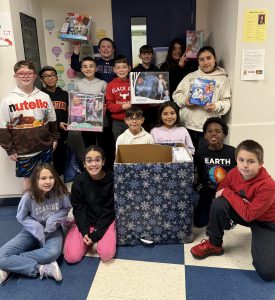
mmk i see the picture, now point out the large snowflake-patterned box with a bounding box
[114,144,194,245]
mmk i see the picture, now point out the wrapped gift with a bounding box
[114,144,194,245]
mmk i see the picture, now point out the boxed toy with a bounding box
[186,30,204,59]
[114,144,194,245]
[130,72,170,104]
[60,13,92,42]
[189,78,216,106]
[67,92,104,132]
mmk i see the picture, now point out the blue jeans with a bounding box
[0,228,63,277]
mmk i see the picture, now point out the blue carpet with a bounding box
[116,244,184,264]
[0,256,100,300]
[185,265,275,300]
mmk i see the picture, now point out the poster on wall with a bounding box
[0,12,14,46]
[153,47,168,68]
[243,9,268,42]
[241,49,265,81]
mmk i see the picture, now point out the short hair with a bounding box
[235,140,264,163]
[29,163,68,204]
[114,55,129,65]
[81,56,96,67]
[98,37,116,50]
[14,60,36,73]
[39,66,57,77]
[139,45,154,54]
[158,101,181,127]
[125,106,143,118]
[203,117,228,136]
[85,145,105,161]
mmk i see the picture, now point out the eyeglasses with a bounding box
[85,158,102,164]
[126,117,143,121]
[16,72,35,78]
[42,74,57,79]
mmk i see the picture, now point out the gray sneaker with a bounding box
[39,261,62,281]
[0,269,9,284]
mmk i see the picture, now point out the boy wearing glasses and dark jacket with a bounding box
[0,60,59,190]
[39,66,69,175]
[115,106,154,151]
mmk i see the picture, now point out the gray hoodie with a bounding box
[16,192,71,245]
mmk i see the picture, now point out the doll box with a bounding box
[114,144,194,246]
[60,13,92,42]
[130,72,170,104]
[67,92,104,132]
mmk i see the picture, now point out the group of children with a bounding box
[0,37,275,284]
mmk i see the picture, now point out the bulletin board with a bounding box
[19,12,41,87]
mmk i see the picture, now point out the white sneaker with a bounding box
[39,261,62,281]
[0,269,9,284]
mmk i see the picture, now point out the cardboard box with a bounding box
[114,144,194,245]
[60,13,92,42]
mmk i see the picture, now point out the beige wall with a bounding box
[41,0,113,89]
[0,0,22,196]
[196,0,275,177]
[0,0,274,197]
[0,0,47,195]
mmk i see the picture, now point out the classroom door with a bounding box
[111,0,196,65]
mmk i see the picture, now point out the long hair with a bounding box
[161,38,185,70]
[157,101,181,127]
[29,163,68,204]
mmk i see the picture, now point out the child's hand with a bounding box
[179,52,188,68]
[72,41,81,55]
[215,189,224,198]
[60,122,68,131]
[83,234,92,245]
[122,103,132,110]
[9,153,18,161]
[205,103,216,112]
[53,141,58,151]
[185,97,195,107]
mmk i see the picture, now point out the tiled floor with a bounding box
[0,207,275,300]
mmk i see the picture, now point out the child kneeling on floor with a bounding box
[0,164,71,284]
[190,140,275,281]
[64,145,116,263]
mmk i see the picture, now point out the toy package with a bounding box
[130,72,170,104]
[189,78,216,106]
[186,30,204,59]
[60,13,92,42]
[67,92,104,132]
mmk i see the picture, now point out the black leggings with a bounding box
[206,197,275,281]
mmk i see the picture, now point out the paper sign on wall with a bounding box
[241,49,265,81]
[0,12,14,47]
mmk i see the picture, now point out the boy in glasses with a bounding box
[39,66,69,176]
[0,60,59,190]
[116,106,154,150]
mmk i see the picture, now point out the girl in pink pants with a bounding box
[64,145,116,263]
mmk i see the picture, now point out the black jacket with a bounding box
[71,170,115,242]
[132,64,159,72]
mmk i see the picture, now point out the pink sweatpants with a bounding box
[64,221,116,263]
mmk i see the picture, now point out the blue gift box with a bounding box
[114,144,194,245]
